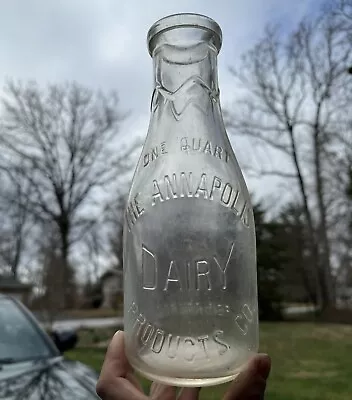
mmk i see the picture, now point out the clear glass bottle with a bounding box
[123,13,258,387]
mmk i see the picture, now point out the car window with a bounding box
[0,298,52,362]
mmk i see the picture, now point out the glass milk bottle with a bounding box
[123,13,258,387]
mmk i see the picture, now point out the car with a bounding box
[0,294,100,399]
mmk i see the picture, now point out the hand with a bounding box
[96,331,271,400]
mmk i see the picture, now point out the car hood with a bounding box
[0,356,99,399]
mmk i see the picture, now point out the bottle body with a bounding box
[123,14,258,386]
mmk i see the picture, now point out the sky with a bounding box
[0,0,325,198]
[0,0,330,280]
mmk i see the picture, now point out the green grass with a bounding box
[67,323,352,400]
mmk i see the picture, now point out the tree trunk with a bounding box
[11,235,22,278]
[313,128,334,310]
[287,125,323,309]
[58,216,75,309]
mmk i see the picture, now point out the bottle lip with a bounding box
[147,13,222,56]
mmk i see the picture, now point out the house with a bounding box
[100,269,123,309]
[336,286,352,308]
[0,274,32,305]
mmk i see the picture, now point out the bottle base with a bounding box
[132,362,241,387]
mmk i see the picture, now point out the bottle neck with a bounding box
[150,43,220,120]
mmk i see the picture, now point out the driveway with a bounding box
[51,317,123,331]
[48,305,315,331]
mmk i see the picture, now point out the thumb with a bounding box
[223,354,271,400]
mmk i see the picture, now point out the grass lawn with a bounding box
[67,322,352,400]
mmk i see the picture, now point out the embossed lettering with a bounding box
[128,302,138,315]
[214,145,222,159]
[141,245,233,292]
[216,303,231,315]
[133,314,146,336]
[240,202,249,227]
[235,304,255,335]
[192,138,201,151]
[164,261,182,291]
[125,193,145,230]
[210,176,222,200]
[242,303,254,322]
[196,260,211,290]
[180,172,193,198]
[184,337,196,362]
[148,172,250,228]
[164,174,178,200]
[125,200,139,231]
[144,142,168,167]
[195,173,208,199]
[142,245,157,290]
[221,183,233,205]
[127,203,137,222]
[161,141,167,154]
[152,146,158,161]
[213,330,230,355]
[180,137,190,151]
[152,180,164,206]
[141,324,154,346]
[151,329,166,353]
[235,314,248,335]
[134,194,145,215]
[203,140,212,154]
[167,334,181,359]
[198,335,210,359]
[179,137,230,163]
[128,304,233,360]
[213,242,235,290]
[230,189,240,211]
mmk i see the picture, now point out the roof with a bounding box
[0,274,32,289]
[100,269,123,282]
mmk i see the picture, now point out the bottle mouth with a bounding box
[147,13,222,56]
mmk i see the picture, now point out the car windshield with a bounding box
[0,298,52,363]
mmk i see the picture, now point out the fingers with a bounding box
[126,371,144,392]
[223,354,271,400]
[178,387,201,400]
[150,382,176,400]
[96,331,270,400]
[101,331,132,377]
[149,384,200,400]
[96,331,147,400]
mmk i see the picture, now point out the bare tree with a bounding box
[105,193,127,270]
[39,233,73,326]
[277,203,318,305]
[78,189,128,289]
[226,3,352,311]
[0,80,138,307]
[0,167,33,277]
[329,0,352,33]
